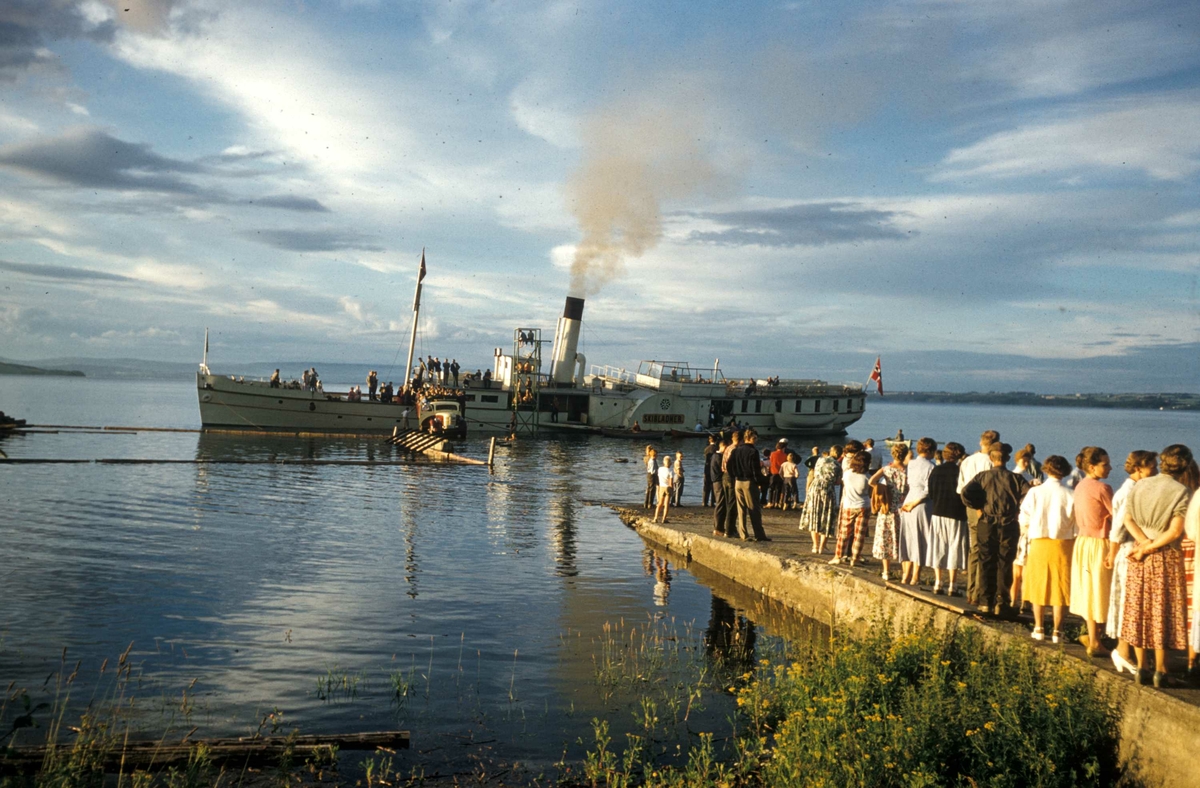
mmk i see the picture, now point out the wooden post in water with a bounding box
[487,436,496,469]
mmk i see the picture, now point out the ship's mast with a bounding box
[403,249,426,388]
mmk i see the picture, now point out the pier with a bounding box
[607,502,1200,788]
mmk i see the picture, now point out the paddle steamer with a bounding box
[197,258,865,437]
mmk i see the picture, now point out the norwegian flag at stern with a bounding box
[867,357,883,396]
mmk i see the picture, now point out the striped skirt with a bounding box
[799,486,838,536]
[1106,542,1133,640]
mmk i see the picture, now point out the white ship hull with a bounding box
[198,372,864,438]
[197,373,416,434]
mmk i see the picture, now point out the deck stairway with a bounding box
[388,427,451,454]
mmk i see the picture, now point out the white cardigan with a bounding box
[1019,477,1076,540]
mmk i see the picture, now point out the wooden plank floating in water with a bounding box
[0,730,409,774]
[2,458,455,465]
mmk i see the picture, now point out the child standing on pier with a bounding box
[654,456,674,524]
[644,447,658,509]
[831,451,872,566]
[671,451,685,507]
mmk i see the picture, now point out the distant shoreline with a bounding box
[0,361,84,377]
[879,391,1200,411]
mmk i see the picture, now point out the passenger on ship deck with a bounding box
[270,369,281,388]
[482,369,492,389]
[450,359,460,388]
[367,370,378,401]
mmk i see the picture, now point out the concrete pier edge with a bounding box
[612,506,1199,788]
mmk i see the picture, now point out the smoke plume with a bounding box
[565,82,728,296]
[102,0,180,34]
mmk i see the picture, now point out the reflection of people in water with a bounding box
[704,594,757,669]
[652,553,672,606]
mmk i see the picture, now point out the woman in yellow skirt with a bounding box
[1020,456,1076,643]
[1071,447,1115,657]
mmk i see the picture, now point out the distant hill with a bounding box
[0,361,84,377]
[884,391,1200,411]
[1,357,418,383]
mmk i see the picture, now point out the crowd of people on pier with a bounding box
[642,428,1200,687]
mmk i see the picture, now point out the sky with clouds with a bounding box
[0,0,1198,391]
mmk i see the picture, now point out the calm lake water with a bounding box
[1,375,1198,777]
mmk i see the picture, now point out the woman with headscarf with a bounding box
[800,446,841,555]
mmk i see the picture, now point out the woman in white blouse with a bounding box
[1019,455,1076,643]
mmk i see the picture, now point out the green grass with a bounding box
[580,620,1130,788]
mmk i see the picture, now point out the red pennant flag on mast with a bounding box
[868,356,883,395]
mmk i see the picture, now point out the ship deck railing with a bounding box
[724,381,866,397]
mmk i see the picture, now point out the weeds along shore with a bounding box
[576,617,1129,788]
[2,615,1128,787]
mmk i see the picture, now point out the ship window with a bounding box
[481,395,499,403]
[814,400,821,413]
[755,400,762,413]
[464,394,476,402]
[741,400,747,413]
[794,400,802,413]
[833,399,840,412]
[774,399,782,413]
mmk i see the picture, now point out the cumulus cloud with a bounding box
[0,128,336,213]
[0,1,115,82]
[0,126,202,192]
[683,203,912,247]
[936,96,1200,182]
